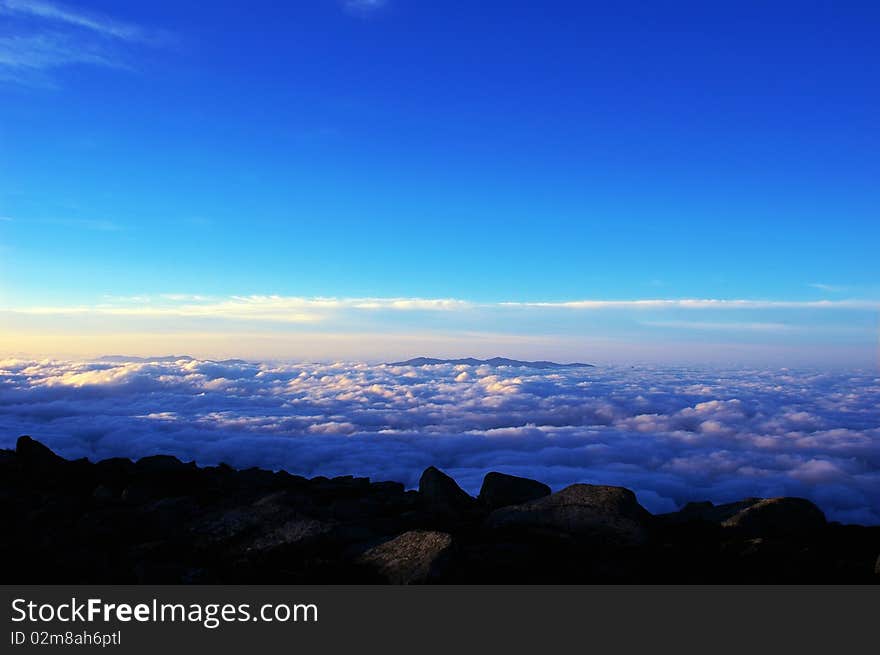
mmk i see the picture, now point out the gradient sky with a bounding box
[0,1,878,365]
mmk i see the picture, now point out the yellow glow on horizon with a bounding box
[1,330,873,367]
[0,330,562,362]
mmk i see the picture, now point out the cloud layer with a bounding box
[6,294,877,322]
[1,357,878,524]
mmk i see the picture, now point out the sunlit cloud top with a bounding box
[2,357,878,523]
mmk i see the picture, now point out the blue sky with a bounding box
[0,0,878,364]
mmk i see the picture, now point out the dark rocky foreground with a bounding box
[2,437,878,584]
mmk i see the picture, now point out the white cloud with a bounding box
[809,283,849,293]
[503,298,879,310]
[0,33,122,71]
[642,321,797,332]
[4,294,877,323]
[3,295,475,323]
[1,0,145,41]
[1,357,878,524]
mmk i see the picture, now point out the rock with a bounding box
[357,530,453,584]
[418,466,473,509]
[75,507,144,545]
[16,436,65,469]
[332,475,370,487]
[4,434,877,584]
[193,494,302,546]
[121,483,165,505]
[486,484,652,545]
[246,518,335,553]
[328,497,386,521]
[0,449,21,473]
[478,472,551,510]
[371,481,406,495]
[92,485,118,501]
[721,498,826,537]
[95,457,136,477]
[236,467,280,491]
[135,455,195,474]
[658,498,762,524]
[193,507,263,543]
[144,496,201,530]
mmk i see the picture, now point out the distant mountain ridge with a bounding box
[94,355,593,369]
[98,355,195,363]
[97,355,249,365]
[388,357,594,369]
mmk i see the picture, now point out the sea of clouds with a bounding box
[1,357,878,524]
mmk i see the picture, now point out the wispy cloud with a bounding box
[0,0,167,85]
[4,216,123,231]
[4,295,469,323]
[809,283,850,293]
[643,320,797,333]
[503,298,879,310]
[342,0,388,15]
[1,0,146,41]
[42,217,122,232]
[0,33,122,71]
[4,294,878,325]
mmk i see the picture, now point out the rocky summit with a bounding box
[1,436,878,584]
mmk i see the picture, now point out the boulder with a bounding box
[16,436,65,469]
[721,498,826,537]
[659,498,762,524]
[193,507,264,543]
[121,482,166,505]
[246,517,335,554]
[0,449,21,473]
[235,467,280,491]
[94,457,136,478]
[192,493,314,549]
[418,467,473,509]
[92,485,118,502]
[371,481,406,495]
[144,496,201,530]
[135,455,195,474]
[486,483,652,545]
[357,530,453,584]
[478,472,551,510]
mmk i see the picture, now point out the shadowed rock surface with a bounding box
[721,497,827,537]
[479,472,552,510]
[1,437,878,584]
[486,484,652,545]
[357,531,453,584]
[418,466,474,511]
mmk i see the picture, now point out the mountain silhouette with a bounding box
[388,357,594,369]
